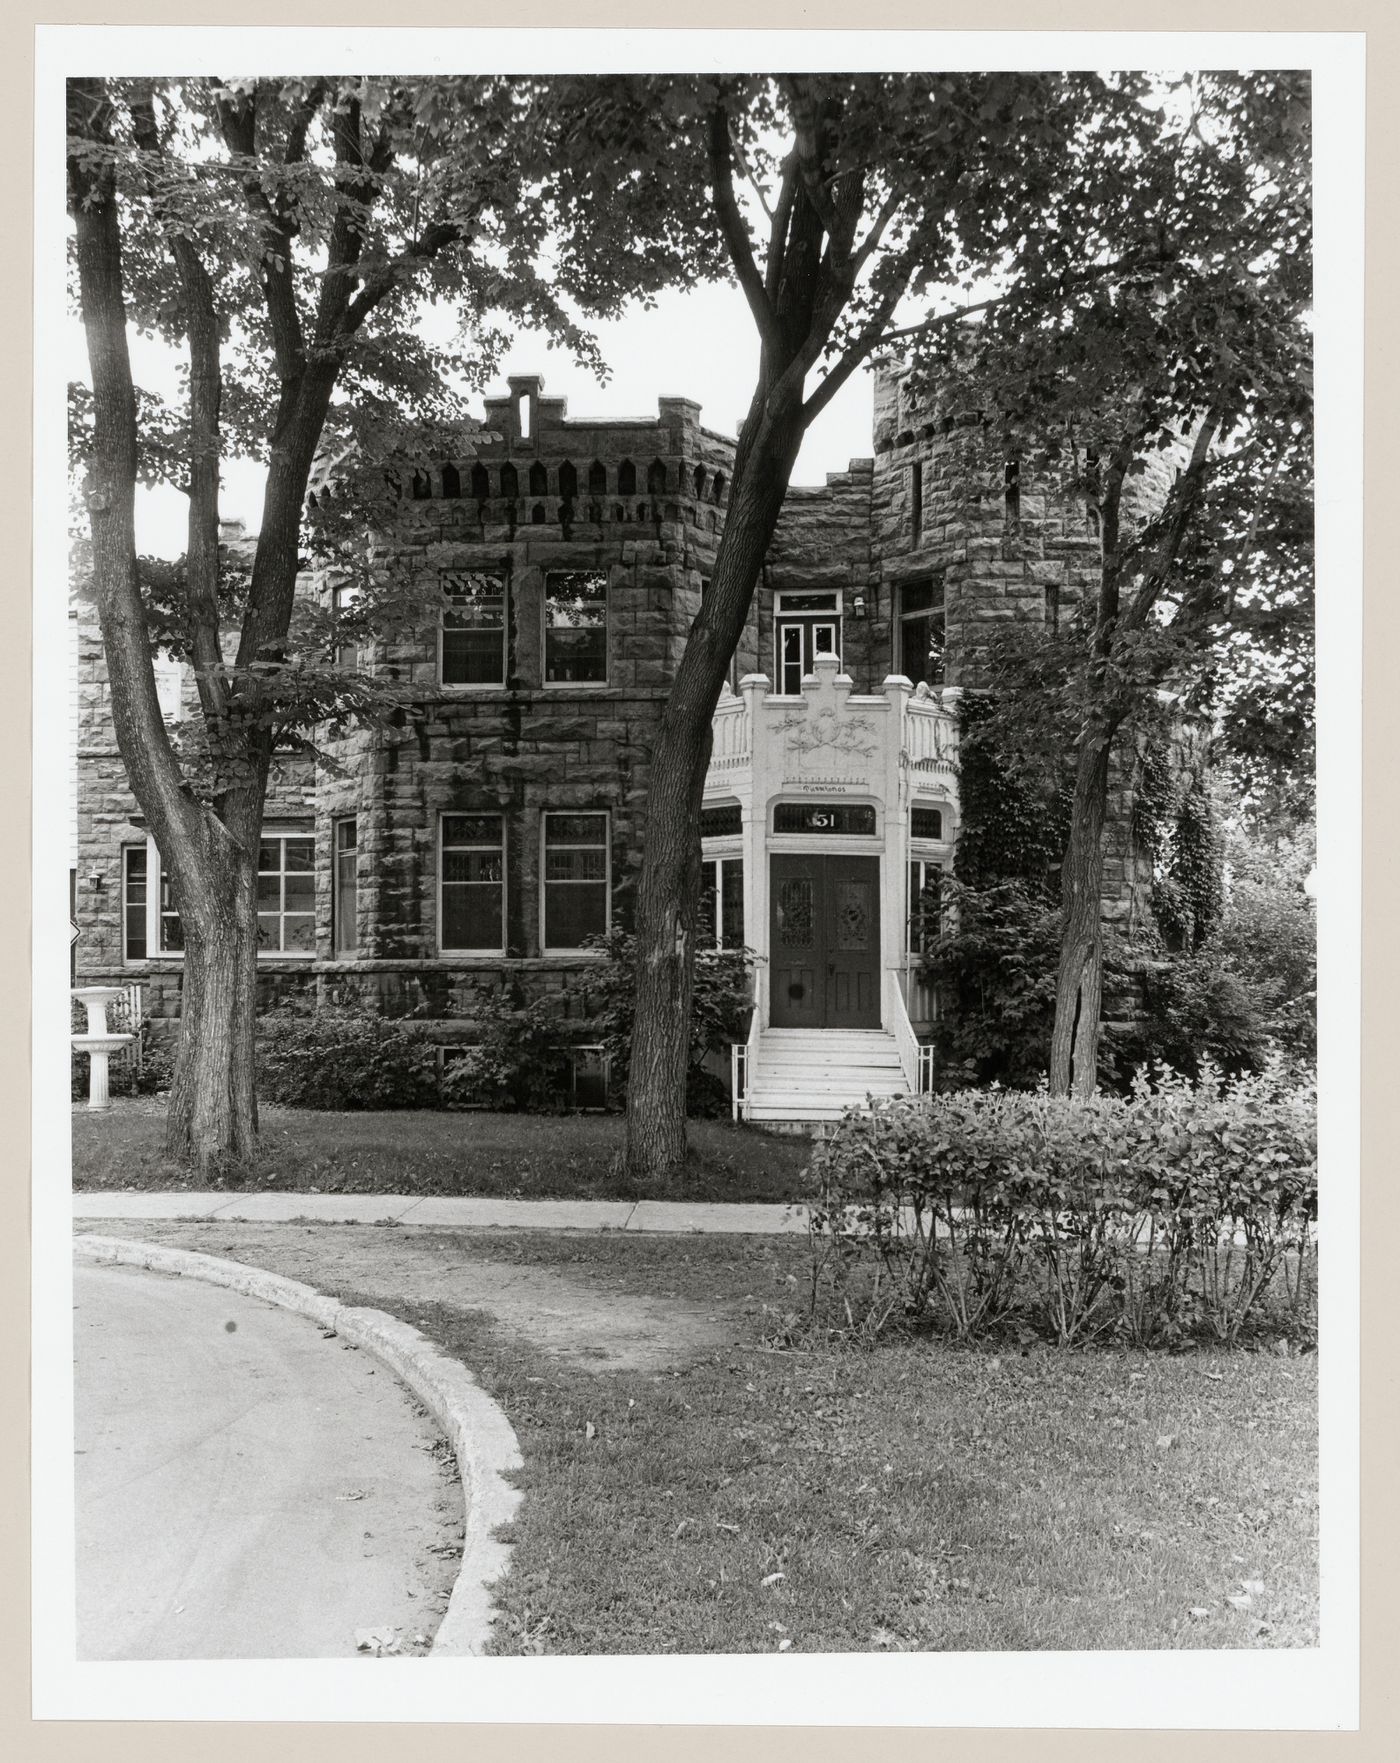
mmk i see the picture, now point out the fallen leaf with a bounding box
[1241,1579,1266,1596]
[337,1490,369,1502]
[1155,1435,1175,1450]
[777,1638,793,1652]
[1188,1607,1211,1618]
[761,1571,786,1587]
[584,1421,596,1441]
[1226,1593,1253,1611]
[716,1520,740,1534]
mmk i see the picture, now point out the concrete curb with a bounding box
[73,1232,523,1658]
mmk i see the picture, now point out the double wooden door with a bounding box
[769,853,881,1029]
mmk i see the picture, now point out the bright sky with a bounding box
[109,279,878,560]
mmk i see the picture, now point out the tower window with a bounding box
[333,817,358,955]
[897,578,946,689]
[544,571,608,684]
[910,461,923,542]
[441,570,507,686]
[1003,458,1020,528]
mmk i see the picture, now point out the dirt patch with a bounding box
[80,1220,738,1373]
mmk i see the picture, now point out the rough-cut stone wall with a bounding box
[72,366,1198,1044]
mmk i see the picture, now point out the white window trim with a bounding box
[907,850,955,955]
[542,571,610,690]
[540,810,611,955]
[439,569,509,690]
[128,827,317,961]
[256,828,319,958]
[438,812,508,955]
[699,850,745,952]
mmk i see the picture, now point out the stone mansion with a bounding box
[71,364,1153,1124]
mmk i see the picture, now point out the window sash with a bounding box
[542,813,609,949]
[333,817,358,955]
[122,846,147,961]
[440,815,505,952]
[257,835,316,953]
[700,856,745,951]
[543,572,608,684]
[442,572,506,685]
[907,859,945,955]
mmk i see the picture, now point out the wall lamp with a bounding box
[851,593,867,620]
[87,870,105,893]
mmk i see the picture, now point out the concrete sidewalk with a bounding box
[72,1191,811,1234]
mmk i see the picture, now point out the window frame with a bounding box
[124,829,316,963]
[438,812,507,955]
[332,816,359,956]
[896,577,947,689]
[540,810,611,954]
[773,590,843,695]
[331,580,365,673]
[440,567,509,689]
[256,830,318,957]
[542,569,609,688]
[699,853,745,951]
[907,852,951,957]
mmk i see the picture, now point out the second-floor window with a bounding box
[897,578,946,689]
[544,571,608,684]
[442,570,507,686]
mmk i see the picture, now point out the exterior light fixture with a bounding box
[852,594,867,620]
[87,870,104,892]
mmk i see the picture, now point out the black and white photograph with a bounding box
[30,21,1363,1735]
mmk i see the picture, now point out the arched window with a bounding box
[618,459,636,496]
[693,464,708,498]
[712,472,726,503]
[531,502,547,525]
[441,462,461,500]
[647,459,667,497]
[558,461,578,501]
[411,470,432,501]
[588,459,607,496]
[500,462,518,500]
[1003,458,1020,528]
[470,463,490,500]
[529,460,548,497]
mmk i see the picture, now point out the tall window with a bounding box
[441,570,506,686]
[123,843,183,958]
[897,578,946,688]
[542,812,609,949]
[331,581,363,671]
[699,857,745,950]
[907,859,945,956]
[774,590,841,694]
[257,833,315,953]
[333,817,358,955]
[440,814,505,952]
[910,460,923,542]
[544,571,608,684]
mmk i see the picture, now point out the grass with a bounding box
[140,1220,1316,1655]
[69,1100,813,1203]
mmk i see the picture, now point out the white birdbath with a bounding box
[72,987,134,1111]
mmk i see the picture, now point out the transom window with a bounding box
[897,578,946,689]
[544,571,608,684]
[700,801,743,839]
[910,805,944,841]
[331,580,364,671]
[440,814,505,952]
[773,802,877,837]
[257,833,316,953]
[542,812,609,949]
[441,570,507,686]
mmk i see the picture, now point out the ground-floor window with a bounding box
[440,813,506,952]
[122,841,183,960]
[907,857,946,955]
[333,817,358,954]
[700,855,745,949]
[542,811,609,949]
[257,832,316,953]
[898,577,946,688]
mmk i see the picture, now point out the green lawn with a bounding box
[288,1230,1319,1654]
[70,1101,812,1203]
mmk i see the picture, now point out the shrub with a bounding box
[255,1006,439,1110]
[438,996,573,1112]
[805,1059,1316,1349]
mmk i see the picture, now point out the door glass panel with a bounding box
[812,622,838,658]
[780,625,803,694]
[834,878,872,951]
[777,878,814,947]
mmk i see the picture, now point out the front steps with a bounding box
[742,1028,911,1127]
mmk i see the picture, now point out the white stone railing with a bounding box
[899,684,959,787]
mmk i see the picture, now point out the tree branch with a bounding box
[707,101,782,359]
[215,85,305,380]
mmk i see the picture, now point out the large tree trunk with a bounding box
[1049,720,1114,1098]
[623,391,807,1179]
